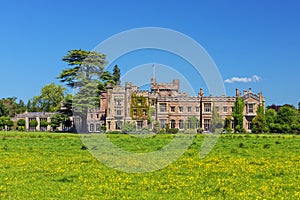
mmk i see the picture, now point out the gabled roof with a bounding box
[242,93,260,101]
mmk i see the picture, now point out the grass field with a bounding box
[1,132,300,199]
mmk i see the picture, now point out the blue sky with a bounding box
[0,0,299,106]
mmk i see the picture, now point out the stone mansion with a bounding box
[87,78,264,132]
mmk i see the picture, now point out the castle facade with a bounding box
[88,78,264,132]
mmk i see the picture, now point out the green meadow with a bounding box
[1,132,300,199]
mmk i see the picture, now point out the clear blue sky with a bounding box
[0,0,299,106]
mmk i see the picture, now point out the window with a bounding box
[116,99,122,106]
[187,106,192,112]
[170,106,175,112]
[137,99,142,106]
[178,106,183,113]
[137,121,143,129]
[116,121,122,130]
[108,121,111,130]
[96,124,101,132]
[170,120,176,129]
[187,120,192,129]
[151,110,155,116]
[116,110,122,116]
[204,103,211,113]
[143,109,147,116]
[204,119,211,131]
[196,107,199,112]
[196,120,200,129]
[247,120,252,130]
[151,100,155,106]
[223,106,228,113]
[159,103,167,112]
[91,114,93,119]
[248,104,254,113]
[160,119,167,129]
[96,114,99,119]
[133,109,137,116]
[90,124,94,132]
[215,107,219,112]
[179,120,184,129]
[231,107,234,112]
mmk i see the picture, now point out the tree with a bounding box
[0,117,11,130]
[17,119,26,126]
[50,114,68,131]
[224,116,232,133]
[27,98,40,112]
[58,49,107,132]
[29,120,38,131]
[61,94,73,116]
[0,101,8,117]
[28,83,66,112]
[0,97,17,117]
[252,105,269,133]
[16,99,27,114]
[112,65,121,84]
[265,108,277,124]
[40,120,49,131]
[17,119,26,131]
[72,81,100,132]
[232,97,245,133]
[276,105,298,125]
[211,105,224,133]
[187,116,198,129]
[0,97,26,117]
[97,71,115,93]
[63,119,73,131]
[6,119,14,130]
[152,120,160,133]
[58,49,106,88]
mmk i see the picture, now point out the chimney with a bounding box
[236,88,239,97]
[243,90,247,95]
[199,88,204,97]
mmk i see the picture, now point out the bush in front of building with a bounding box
[121,122,136,134]
[167,128,179,134]
[101,125,107,132]
[17,119,26,131]
[29,119,38,131]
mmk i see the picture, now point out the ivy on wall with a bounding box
[130,93,150,120]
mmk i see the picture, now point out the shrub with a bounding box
[40,120,48,127]
[101,125,107,132]
[121,122,136,134]
[152,121,161,133]
[159,128,166,134]
[197,128,203,134]
[17,119,26,127]
[17,126,25,131]
[167,128,179,134]
[29,120,38,130]
[269,123,282,133]
[291,124,300,134]
[140,126,150,134]
[282,124,291,133]
[6,120,14,130]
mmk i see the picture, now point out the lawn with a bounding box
[0,132,300,199]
